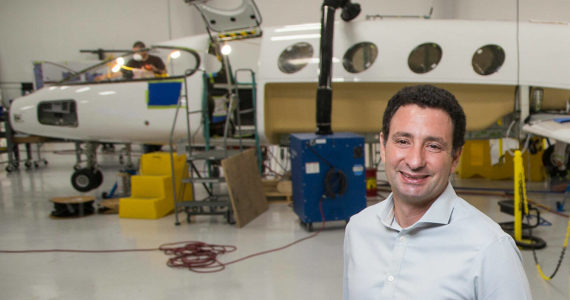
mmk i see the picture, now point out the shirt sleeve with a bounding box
[474,235,532,300]
[155,57,165,71]
[150,56,166,72]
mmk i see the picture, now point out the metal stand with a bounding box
[170,69,260,226]
[171,0,263,226]
[1,111,49,172]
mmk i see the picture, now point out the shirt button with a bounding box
[388,275,395,282]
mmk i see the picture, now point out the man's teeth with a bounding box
[403,173,427,179]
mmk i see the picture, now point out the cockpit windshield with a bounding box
[58,46,200,84]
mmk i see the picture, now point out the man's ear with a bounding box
[450,146,463,173]
[379,132,386,164]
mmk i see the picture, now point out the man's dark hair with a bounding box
[382,85,466,156]
[132,41,146,48]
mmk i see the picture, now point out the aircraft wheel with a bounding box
[71,168,103,192]
[6,162,19,172]
[5,163,16,172]
[92,169,103,189]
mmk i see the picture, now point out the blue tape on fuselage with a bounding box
[147,81,182,108]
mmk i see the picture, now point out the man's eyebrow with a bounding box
[391,132,449,147]
[391,132,412,139]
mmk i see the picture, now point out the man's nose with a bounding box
[405,144,426,170]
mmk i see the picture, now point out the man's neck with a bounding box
[393,197,437,229]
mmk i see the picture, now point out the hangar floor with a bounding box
[0,144,568,300]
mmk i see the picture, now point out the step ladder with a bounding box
[170,69,261,225]
[168,0,263,226]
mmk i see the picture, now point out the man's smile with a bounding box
[399,171,430,183]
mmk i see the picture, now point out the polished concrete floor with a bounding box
[0,144,568,300]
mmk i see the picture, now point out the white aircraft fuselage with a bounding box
[9,19,570,145]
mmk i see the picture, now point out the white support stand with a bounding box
[519,85,530,139]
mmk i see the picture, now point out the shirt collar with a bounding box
[377,182,457,231]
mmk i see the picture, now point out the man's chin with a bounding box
[394,188,436,205]
[399,195,431,205]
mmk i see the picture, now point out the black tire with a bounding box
[71,169,94,192]
[6,162,19,172]
[92,169,103,189]
[71,168,103,192]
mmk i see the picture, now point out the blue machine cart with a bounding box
[290,133,367,231]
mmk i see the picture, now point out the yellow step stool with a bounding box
[119,152,192,219]
[119,175,172,219]
[140,152,185,176]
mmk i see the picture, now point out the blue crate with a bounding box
[290,133,366,227]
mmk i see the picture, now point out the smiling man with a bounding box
[343,85,531,300]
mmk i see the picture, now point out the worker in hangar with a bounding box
[343,85,531,299]
[122,40,166,79]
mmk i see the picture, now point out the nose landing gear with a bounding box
[71,168,103,192]
[70,142,134,193]
[70,142,102,192]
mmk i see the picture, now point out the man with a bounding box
[343,85,531,299]
[123,41,166,79]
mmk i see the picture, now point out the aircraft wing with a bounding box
[522,114,570,144]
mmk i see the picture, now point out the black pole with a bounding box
[315,0,360,136]
[316,4,336,135]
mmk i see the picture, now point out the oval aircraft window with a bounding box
[343,42,378,73]
[472,44,505,76]
[278,42,314,74]
[408,43,442,74]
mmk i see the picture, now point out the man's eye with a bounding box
[395,139,409,145]
[427,144,443,151]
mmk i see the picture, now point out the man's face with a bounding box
[380,104,461,207]
[133,46,148,60]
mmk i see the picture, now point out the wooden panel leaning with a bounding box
[221,148,268,228]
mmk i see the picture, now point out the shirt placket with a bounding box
[382,230,408,299]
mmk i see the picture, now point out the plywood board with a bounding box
[221,149,268,228]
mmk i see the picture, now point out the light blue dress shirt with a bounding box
[343,183,532,300]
